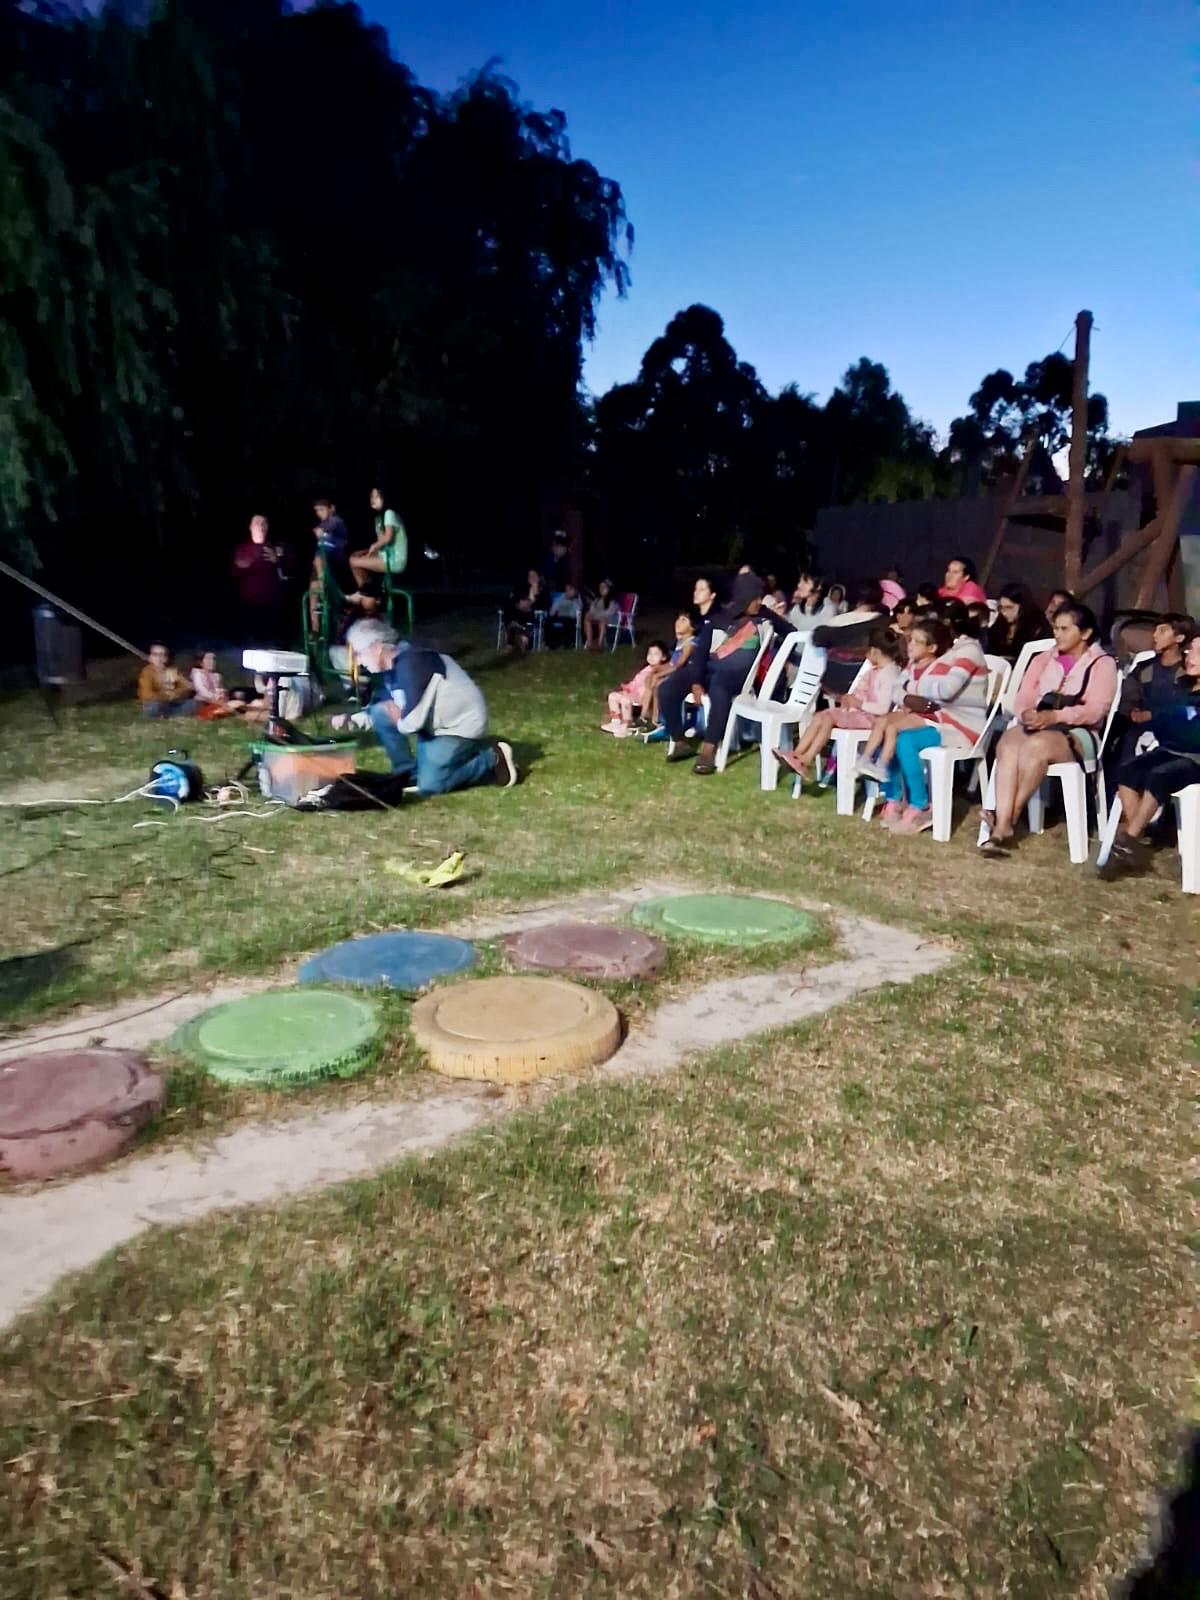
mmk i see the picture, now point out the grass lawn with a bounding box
[0,616,1195,1598]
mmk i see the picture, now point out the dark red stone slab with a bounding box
[501,922,665,981]
[0,1049,165,1179]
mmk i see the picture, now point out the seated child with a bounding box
[137,643,196,718]
[545,584,582,649]
[583,579,620,651]
[855,619,952,781]
[601,641,670,736]
[190,650,244,720]
[775,626,902,780]
[643,611,697,730]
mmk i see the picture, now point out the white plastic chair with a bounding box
[716,631,824,789]
[917,655,1011,842]
[607,593,638,650]
[1096,781,1199,893]
[805,661,872,814]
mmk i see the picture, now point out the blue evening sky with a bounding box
[361,0,1196,440]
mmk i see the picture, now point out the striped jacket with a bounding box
[914,636,991,750]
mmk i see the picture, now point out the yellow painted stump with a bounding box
[410,976,621,1084]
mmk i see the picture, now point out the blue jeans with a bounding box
[881,726,941,810]
[368,703,496,794]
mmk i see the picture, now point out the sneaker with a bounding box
[855,756,890,783]
[878,800,904,828]
[493,740,519,787]
[1097,836,1139,880]
[891,805,933,835]
[599,719,622,735]
[643,724,668,744]
[665,743,692,763]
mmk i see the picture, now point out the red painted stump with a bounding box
[501,921,665,981]
[0,1049,164,1179]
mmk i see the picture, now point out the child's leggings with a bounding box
[881,726,941,810]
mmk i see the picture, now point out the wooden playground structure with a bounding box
[981,310,1197,611]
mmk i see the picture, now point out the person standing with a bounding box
[345,618,518,794]
[232,514,289,644]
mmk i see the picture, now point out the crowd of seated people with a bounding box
[592,554,1199,879]
[502,532,636,657]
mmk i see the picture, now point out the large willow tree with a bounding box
[0,0,630,617]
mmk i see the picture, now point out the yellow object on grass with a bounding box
[384,850,466,888]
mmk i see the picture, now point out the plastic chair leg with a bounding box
[835,751,858,816]
[861,779,880,822]
[1095,795,1124,868]
[759,722,782,791]
[714,715,738,773]
[923,749,954,843]
[1026,783,1046,835]
[1058,766,1090,864]
[978,766,996,845]
[1176,786,1200,893]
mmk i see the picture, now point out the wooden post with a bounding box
[1063,309,1092,592]
[1134,463,1196,609]
[979,434,1035,587]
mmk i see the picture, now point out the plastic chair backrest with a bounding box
[1095,665,1127,763]
[1001,636,1055,714]
[755,628,805,701]
[983,654,1011,707]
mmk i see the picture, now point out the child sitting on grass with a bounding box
[775,626,903,782]
[190,650,245,720]
[601,641,670,736]
[137,642,196,719]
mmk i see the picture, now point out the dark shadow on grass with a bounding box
[1117,1429,1200,1599]
[0,941,86,1011]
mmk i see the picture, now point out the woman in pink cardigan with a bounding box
[979,601,1117,857]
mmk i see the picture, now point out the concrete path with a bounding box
[0,890,951,1329]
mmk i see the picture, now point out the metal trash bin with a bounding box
[33,605,84,685]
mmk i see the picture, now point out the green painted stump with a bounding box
[172,989,382,1088]
[633,893,818,948]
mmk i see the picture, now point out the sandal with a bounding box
[977,836,1012,859]
[773,747,809,778]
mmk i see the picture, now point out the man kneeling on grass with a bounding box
[342,619,518,794]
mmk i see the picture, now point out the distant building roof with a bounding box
[1133,401,1200,440]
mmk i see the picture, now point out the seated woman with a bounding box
[1100,631,1200,877]
[859,618,990,833]
[583,579,619,650]
[986,581,1051,663]
[348,486,407,603]
[979,601,1118,858]
[938,554,988,607]
[775,626,902,785]
[663,573,796,775]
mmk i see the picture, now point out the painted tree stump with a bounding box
[501,922,665,981]
[633,893,819,947]
[298,930,476,991]
[410,975,621,1084]
[0,1048,164,1179]
[172,989,381,1088]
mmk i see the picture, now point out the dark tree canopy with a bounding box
[0,0,631,631]
[945,352,1111,490]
